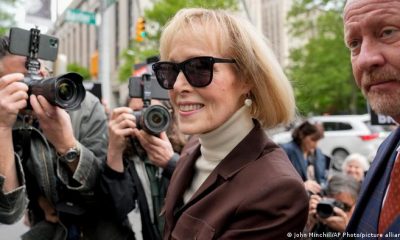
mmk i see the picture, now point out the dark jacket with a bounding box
[163,121,309,240]
[0,92,122,240]
[100,149,179,240]
[281,141,328,185]
[344,127,400,239]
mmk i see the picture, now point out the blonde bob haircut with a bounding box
[159,8,296,129]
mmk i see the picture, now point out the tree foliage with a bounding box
[287,0,366,115]
[0,0,18,36]
[118,0,238,82]
[67,63,91,80]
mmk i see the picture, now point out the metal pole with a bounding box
[99,0,111,107]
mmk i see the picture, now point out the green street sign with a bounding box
[66,9,96,25]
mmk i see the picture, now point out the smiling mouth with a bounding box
[179,104,204,112]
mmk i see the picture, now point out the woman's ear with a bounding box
[241,80,253,94]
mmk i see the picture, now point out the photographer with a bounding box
[306,174,361,239]
[99,94,186,240]
[0,35,112,240]
[281,120,328,195]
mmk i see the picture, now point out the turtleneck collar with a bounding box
[199,105,254,162]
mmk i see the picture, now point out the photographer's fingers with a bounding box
[159,131,170,141]
[0,76,29,128]
[110,107,133,120]
[309,195,321,212]
[333,207,348,218]
[0,80,28,110]
[12,99,29,111]
[114,113,136,126]
[3,81,29,96]
[136,130,174,168]
[304,180,321,194]
[117,119,136,133]
[114,128,135,138]
[9,89,29,102]
[324,210,347,232]
[29,95,45,117]
[37,95,58,117]
[2,90,28,112]
[0,73,25,89]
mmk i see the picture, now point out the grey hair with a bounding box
[342,153,369,172]
[326,173,361,201]
[0,36,10,60]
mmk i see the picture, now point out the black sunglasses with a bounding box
[152,56,236,90]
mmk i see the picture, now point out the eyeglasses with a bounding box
[152,56,236,90]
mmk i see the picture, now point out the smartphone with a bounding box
[128,75,169,100]
[9,27,59,61]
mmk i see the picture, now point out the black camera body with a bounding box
[128,74,170,135]
[316,198,346,219]
[8,27,85,110]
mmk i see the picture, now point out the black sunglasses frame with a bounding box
[152,56,236,90]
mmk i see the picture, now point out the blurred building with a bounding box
[49,0,151,106]
[48,0,296,107]
[242,0,296,67]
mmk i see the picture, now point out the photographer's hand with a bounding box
[134,130,174,169]
[304,180,321,194]
[0,73,28,192]
[321,207,348,232]
[0,73,28,128]
[107,107,136,172]
[306,194,321,231]
[30,95,77,166]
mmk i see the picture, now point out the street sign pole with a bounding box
[99,0,112,107]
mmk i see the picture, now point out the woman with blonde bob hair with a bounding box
[153,8,308,239]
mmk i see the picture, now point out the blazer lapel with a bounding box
[183,122,269,209]
[168,141,201,216]
[347,127,400,233]
[361,127,400,201]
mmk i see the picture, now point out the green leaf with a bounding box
[67,63,91,80]
[287,0,365,115]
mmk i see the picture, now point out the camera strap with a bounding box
[19,114,34,163]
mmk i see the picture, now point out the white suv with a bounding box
[271,114,390,171]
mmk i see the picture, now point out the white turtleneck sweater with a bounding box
[183,106,255,203]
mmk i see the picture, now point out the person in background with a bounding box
[341,153,369,183]
[281,121,328,195]
[306,174,361,239]
[99,96,187,240]
[0,36,119,240]
[152,8,308,239]
[343,0,400,237]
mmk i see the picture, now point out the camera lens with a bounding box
[316,198,337,219]
[57,79,76,101]
[149,110,164,126]
[142,105,171,135]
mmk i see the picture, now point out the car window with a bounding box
[322,121,352,131]
[364,120,389,133]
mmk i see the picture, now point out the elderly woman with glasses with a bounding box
[152,8,308,239]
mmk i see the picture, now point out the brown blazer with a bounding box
[163,121,309,240]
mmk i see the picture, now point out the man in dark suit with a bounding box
[343,0,400,238]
